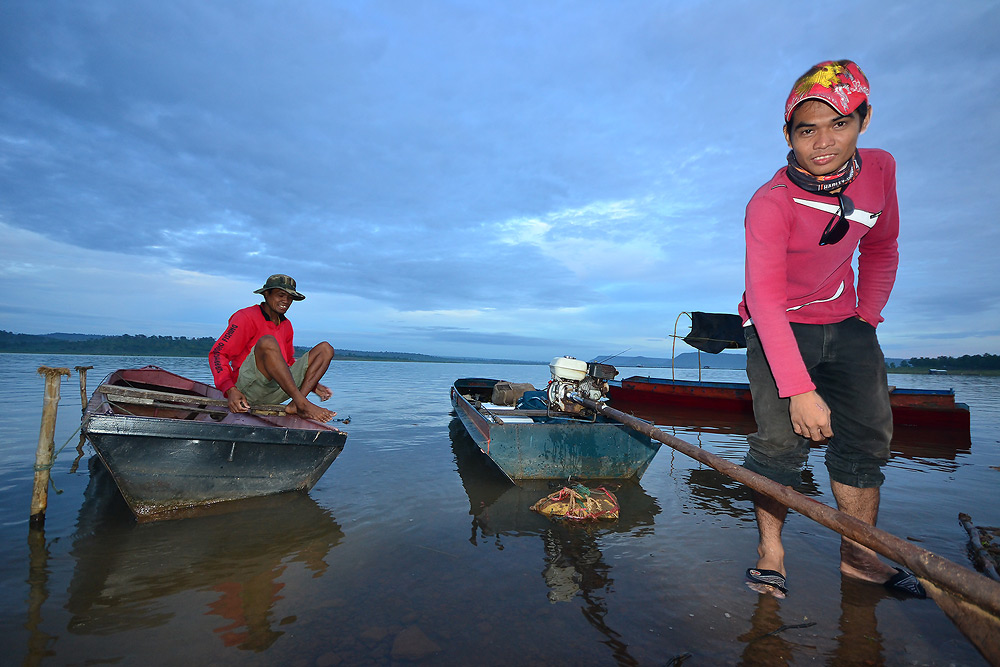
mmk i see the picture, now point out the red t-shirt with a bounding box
[738,148,900,397]
[209,304,296,395]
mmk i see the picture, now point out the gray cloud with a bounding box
[1,0,998,359]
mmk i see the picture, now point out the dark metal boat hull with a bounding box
[85,415,344,518]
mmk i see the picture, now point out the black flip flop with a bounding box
[884,567,927,599]
[746,568,787,594]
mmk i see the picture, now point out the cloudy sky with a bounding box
[2,1,998,361]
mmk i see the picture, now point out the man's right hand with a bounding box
[226,387,250,413]
[789,390,833,441]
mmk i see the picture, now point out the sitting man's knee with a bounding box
[313,341,334,360]
[256,335,279,350]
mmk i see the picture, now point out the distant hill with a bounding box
[0,331,543,365]
[592,352,747,370]
[332,348,542,365]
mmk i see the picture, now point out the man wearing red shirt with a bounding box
[210,274,335,423]
[738,61,923,599]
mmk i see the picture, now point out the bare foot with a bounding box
[285,401,336,422]
[840,560,897,584]
[746,580,786,599]
[746,564,787,599]
[840,540,897,584]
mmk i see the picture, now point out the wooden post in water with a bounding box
[29,367,70,527]
[75,365,93,411]
[70,366,95,473]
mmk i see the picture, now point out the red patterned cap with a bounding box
[785,60,870,122]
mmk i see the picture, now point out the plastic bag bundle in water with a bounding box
[530,484,619,521]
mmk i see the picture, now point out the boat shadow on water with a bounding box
[617,404,972,467]
[448,417,662,664]
[65,457,345,653]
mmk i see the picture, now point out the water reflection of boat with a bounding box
[66,457,344,652]
[615,404,972,461]
[448,418,661,540]
[449,417,660,663]
[684,468,823,520]
[82,366,347,520]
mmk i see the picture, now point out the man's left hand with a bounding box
[314,383,332,401]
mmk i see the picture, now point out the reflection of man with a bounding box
[210,274,335,422]
[209,567,286,652]
[737,61,923,599]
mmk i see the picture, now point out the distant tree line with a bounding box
[0,330,541,364]
[887,353,1000,371]
[0,331,217,357]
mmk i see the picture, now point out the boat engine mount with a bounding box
[547,356,618,414]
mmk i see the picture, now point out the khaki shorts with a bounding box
[236,347,311,405]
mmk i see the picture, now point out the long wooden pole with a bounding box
[30,367,70,526]
[573,395,1000,662]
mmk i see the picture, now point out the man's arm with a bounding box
[856,153,900,324]
[209,310,255,396]
[744,196,817,398]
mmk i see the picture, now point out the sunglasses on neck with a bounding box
[819,192,854,246]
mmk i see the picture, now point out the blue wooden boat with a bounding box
[82,366,347,520]
[450,375,660,481]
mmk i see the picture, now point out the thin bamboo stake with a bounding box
[75,365,93,412]
[30,367,70,526]
[572,394,1000,663]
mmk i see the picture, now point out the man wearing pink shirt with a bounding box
[210,274,336,423]
[738,61,923,599]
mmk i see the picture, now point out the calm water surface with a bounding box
[0,353,997,665]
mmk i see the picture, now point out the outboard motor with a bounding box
[547,356,618,414]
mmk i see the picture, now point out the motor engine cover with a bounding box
[546,356,616,413]
[549,356,588,381]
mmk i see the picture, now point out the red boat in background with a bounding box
[608,375,971,430]
[608,311,971,436]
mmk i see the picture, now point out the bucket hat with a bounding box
[254,274,305,301]
[785,60,869,122]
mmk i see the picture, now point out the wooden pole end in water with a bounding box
[29,367,71,527]
[75,366,94,412]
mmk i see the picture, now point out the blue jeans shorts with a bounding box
[743,317,892,489]
[236,347,311,405]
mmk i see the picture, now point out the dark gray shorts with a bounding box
[743,317,892,489]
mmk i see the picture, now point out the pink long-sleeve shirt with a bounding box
[738,148,899,397]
